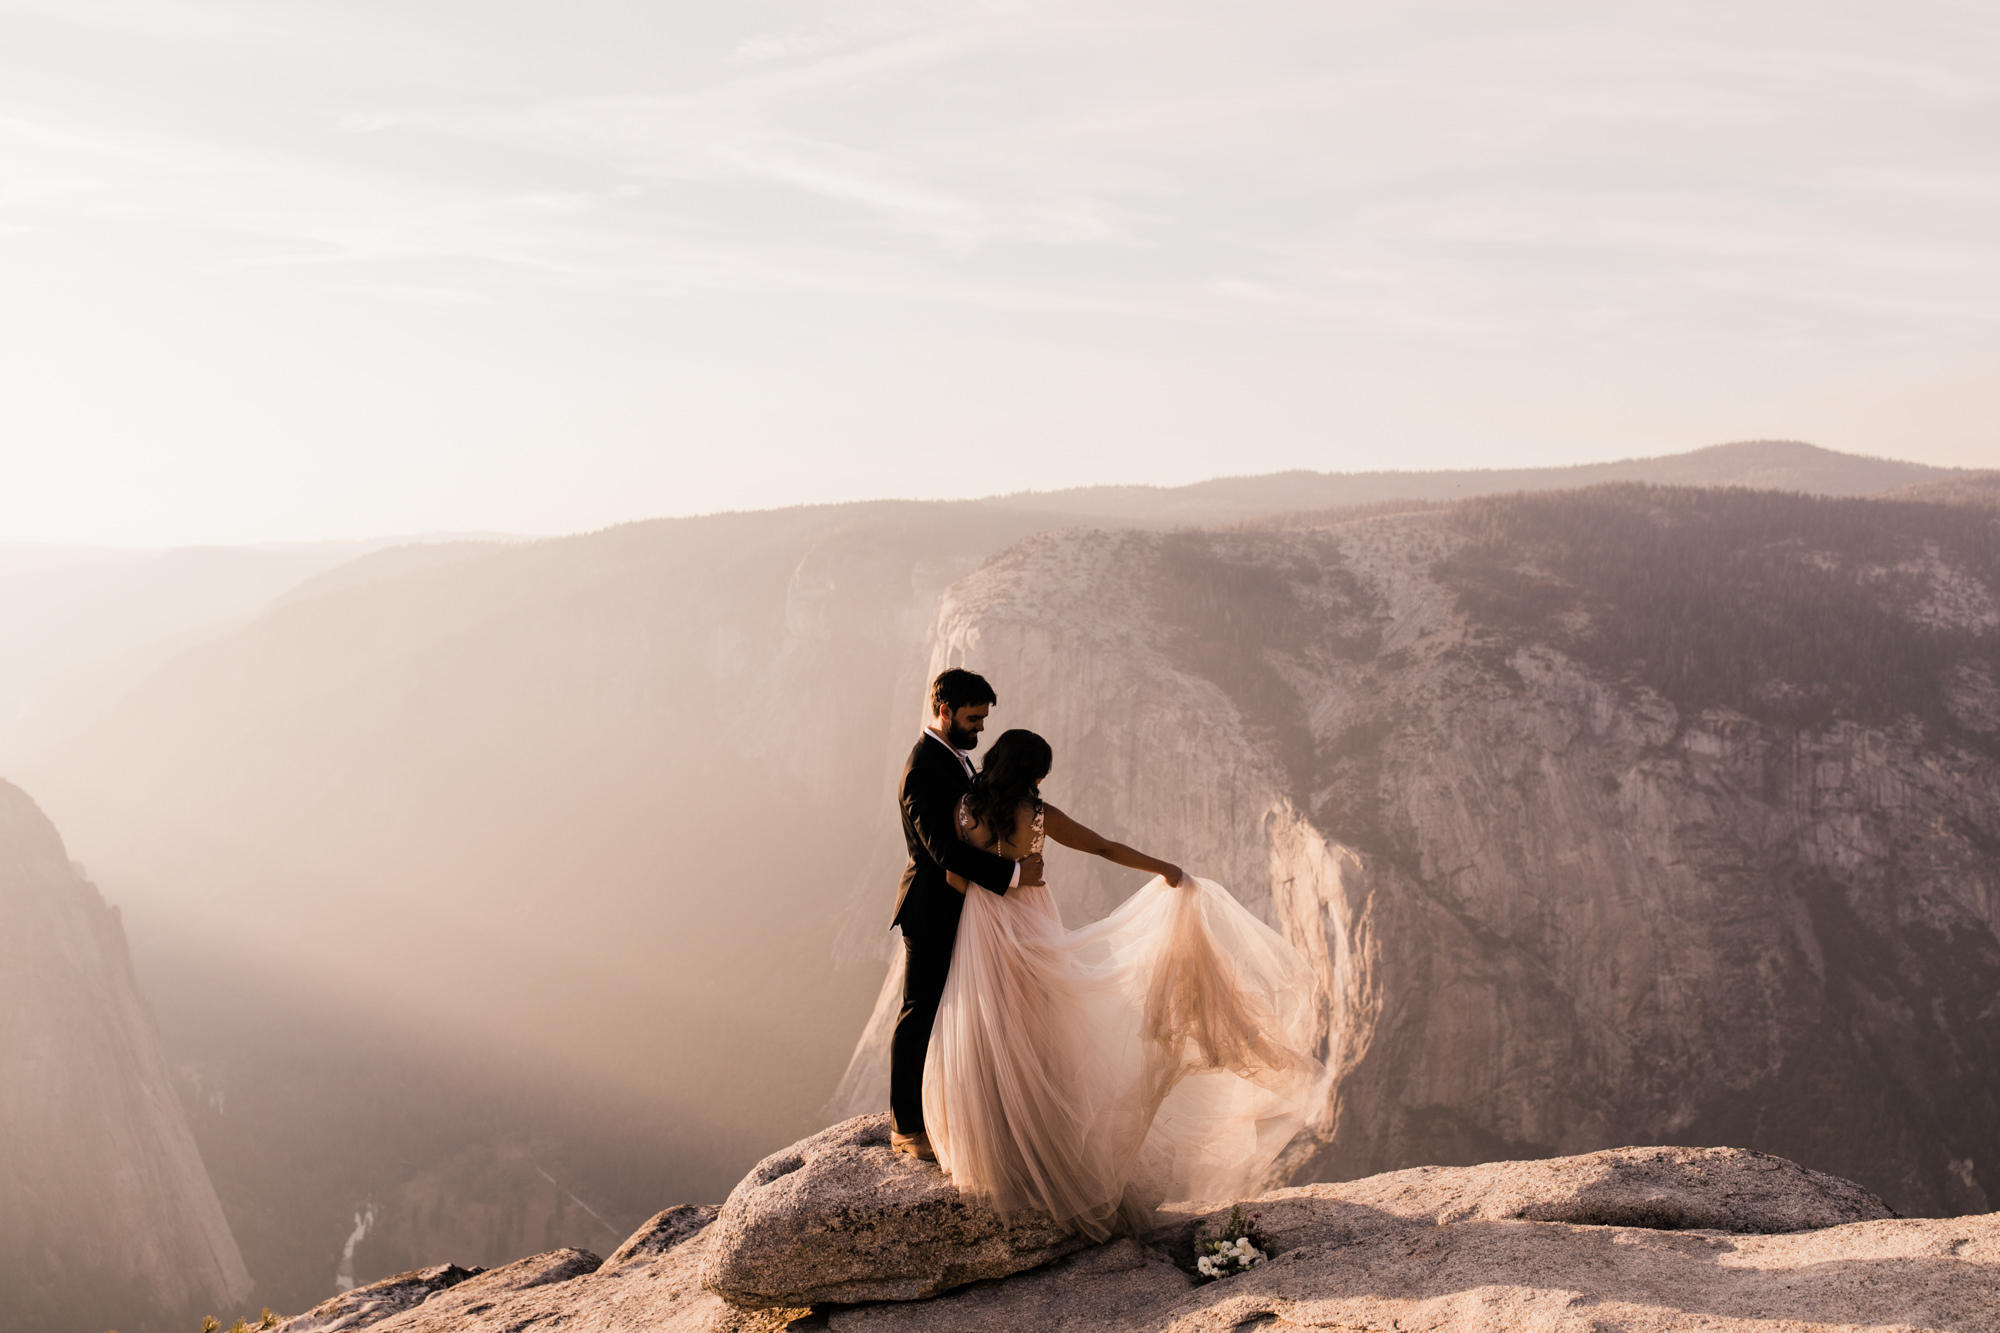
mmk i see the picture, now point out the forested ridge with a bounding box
[1439,485,2000,745]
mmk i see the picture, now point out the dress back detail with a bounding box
[955,793,1043,858]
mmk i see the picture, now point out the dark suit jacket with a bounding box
[892,734,1018,937]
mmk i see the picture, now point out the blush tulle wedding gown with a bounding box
[922,800,1327,1241]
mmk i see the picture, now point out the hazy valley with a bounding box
[4,442,1996,1329]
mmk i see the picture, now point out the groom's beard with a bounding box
[946,723,979,751]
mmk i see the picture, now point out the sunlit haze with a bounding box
[7,9,2000,1325]
[3,0,1995,544]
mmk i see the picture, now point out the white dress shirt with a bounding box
[925,728,1023,888]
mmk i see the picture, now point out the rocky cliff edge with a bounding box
[270,1115,1997,1333]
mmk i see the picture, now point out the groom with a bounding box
[888,667,1043,1161]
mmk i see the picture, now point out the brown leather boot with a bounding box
[890,1130,937,1162]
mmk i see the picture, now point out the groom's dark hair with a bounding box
[931,668,997,714]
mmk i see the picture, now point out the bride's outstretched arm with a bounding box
[1041,804,1185,887]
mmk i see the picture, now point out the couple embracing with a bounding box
[888,668,1325,1242]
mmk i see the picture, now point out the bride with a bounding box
[925,728,1326,1241]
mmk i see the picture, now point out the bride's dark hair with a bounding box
[967,729,1053,834]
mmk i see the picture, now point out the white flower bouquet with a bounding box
[1189,1205,1271,1282]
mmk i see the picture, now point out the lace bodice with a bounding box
[956,794,1044,858]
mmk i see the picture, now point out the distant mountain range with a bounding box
[980,439,1969,522]
[0,442,1967,766]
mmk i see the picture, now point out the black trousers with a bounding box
[889,925,956,1135]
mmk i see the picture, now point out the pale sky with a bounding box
[3,0,1996,545]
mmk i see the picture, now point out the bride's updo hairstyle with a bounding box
[967,728,1053,833]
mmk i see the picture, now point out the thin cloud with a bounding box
[3,0,1999,545]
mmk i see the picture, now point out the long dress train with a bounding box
[921,802,1326,1241]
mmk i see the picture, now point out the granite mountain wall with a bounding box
[835,486,2000,1217]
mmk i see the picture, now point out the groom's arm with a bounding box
[903,770,1018,896]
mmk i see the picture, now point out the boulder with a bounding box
[277,1250,598,1333]
[370,1249,601,1326]
[1156,1144,1897,1261]
[276,1264,485,1333]
[367,1223,802,1333]
[603,1205,721,1272]
[700,1114,1093,1309]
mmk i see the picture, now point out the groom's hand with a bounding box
[1018,853,1046,888]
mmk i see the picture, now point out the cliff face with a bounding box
[837,487,2000,1218]
[0,779,251,1333]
